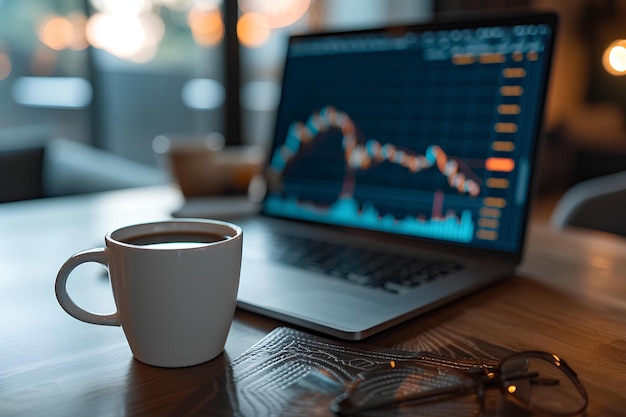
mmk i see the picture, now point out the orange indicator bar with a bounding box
[479,53,505,64]
[486,178,510,188]
[480,207,501,218]
[500,85,524,96]
[476,229,499,240]
[492,141,516,151]
[485,157,515,172]
[452,54,476,65]
[497,104,521,115]
[503,68,526,78]
[494,122,518,133]
[483,197,507,208]
[479,218,500,229]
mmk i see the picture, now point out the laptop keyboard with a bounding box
[247,233,464,294]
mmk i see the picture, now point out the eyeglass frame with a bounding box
[330,350,589,417]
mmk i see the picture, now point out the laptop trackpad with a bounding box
[263,290,392,332]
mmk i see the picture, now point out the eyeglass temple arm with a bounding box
[332,370,542,416]
[332,382,475,416]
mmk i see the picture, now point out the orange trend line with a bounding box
[269,106,482,196]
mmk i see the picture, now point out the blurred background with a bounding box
[1,0,625,207]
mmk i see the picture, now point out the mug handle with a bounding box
[55,248,120,326]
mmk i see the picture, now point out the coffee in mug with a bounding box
[123,231,229,248]
[55,219,243,367]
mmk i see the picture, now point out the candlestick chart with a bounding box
[266,106,486,242]
[262,21,553,250]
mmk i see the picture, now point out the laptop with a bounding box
[220,12,557,340]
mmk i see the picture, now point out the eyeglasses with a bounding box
[330,351,588,416]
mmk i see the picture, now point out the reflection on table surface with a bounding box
[1,185,625,416]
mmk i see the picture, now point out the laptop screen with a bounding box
[263,13,556,253]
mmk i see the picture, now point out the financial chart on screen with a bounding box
[264,20,553,252]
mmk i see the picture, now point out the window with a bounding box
[0,0,432,167]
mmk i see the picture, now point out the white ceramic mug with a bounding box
[55,219,243,367]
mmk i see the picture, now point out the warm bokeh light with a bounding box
[603,39,626,76]
[86,0,164,62]
[237,12,271,48]
[86,11,164,63]
[0,52,12,81]
[39,16,74,51]
[87,13,146,58]
[239,0,310,28]
[188,6,224,47]
[38,0,310,59]
[38,13,89,51]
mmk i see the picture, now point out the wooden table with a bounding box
[2,186,625,416]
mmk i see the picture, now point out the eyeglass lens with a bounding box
[499,354,587,416]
